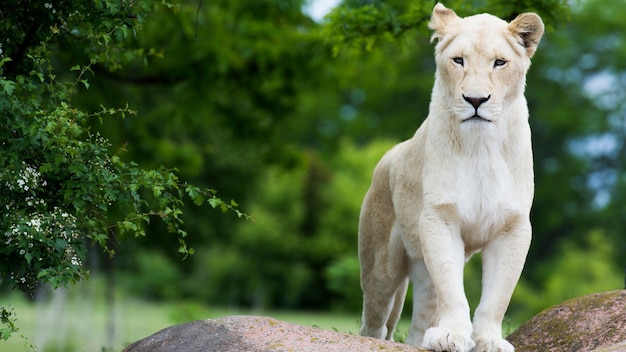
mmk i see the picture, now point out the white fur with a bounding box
[358,3,544,352]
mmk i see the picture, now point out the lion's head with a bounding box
[428,3,544,125]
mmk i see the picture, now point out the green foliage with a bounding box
[0,306,17,340]
[324,0,569,56]
[324,255,361,311]
[0,0,166,77]
[122,250,182,301]
[0,0,246,340]
[75,0,320,178]
[324,1,429,54]
[187,159,315,308]
[0,305,36,350]
[174,140,396,310]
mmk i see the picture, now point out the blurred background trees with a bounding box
[2,0,625,339]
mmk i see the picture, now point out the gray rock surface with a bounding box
[123,315,426,352]
[507,290,626,352]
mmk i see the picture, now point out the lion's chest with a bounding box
[424,144,523,242]
[463,147,510,201]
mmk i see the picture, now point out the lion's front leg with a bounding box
[471,217,531,352]
[417,210,475,352]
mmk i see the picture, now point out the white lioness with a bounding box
[359,3,543,352]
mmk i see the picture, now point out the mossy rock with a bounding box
[507,290,626,352]
[593,341,626,352]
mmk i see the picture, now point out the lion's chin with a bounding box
[462,115,493,123]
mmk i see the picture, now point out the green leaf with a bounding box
[208,197,223,209]
[1,80,15,95]
[0,57,12,68]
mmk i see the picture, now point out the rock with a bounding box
[124,291,626,352]
[507,290,626,352]
[123,315,426,352]
[593,341,626,352]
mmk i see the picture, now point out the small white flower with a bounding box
[71,256,81,266]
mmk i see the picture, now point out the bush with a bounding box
[0,0,245,340]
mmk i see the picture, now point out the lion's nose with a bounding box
[463,95,491,109]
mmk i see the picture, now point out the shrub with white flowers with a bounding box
[0,0,246,341]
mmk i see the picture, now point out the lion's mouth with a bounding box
[462,114,492,123]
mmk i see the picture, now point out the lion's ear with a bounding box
[509,13,544,57]
[429,2,461,43]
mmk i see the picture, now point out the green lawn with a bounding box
[2,282,408,352]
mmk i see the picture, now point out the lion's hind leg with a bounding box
[385,277,409,340]
[405,258,438,346]
[360,220,409,341]
[360,270,408,341]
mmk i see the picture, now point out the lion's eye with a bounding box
[452,57,464,66]
[494,59,507,67]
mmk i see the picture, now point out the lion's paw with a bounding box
[422,327,475,352]
[471,337,514,352]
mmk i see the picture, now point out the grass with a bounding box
[3,280,409,352]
